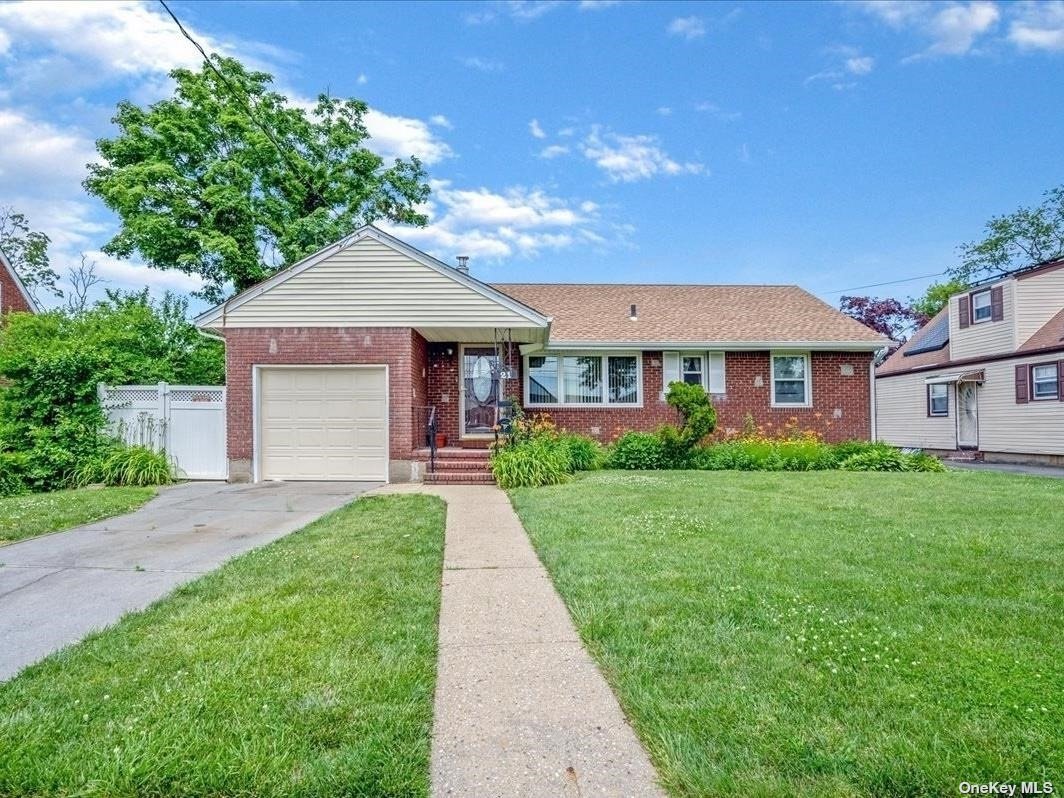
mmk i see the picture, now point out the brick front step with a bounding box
[412,447,491,460]
[429,460,491,471]
[424,471,496,485]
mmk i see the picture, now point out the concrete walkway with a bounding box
[379,484,663,798]
[0,480,377,681]
[947,460,1064,478]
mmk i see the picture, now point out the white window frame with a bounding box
[681,354,705,387]
[524,352,643,408]
[971,289,992,324]
[1031,363,1059,401]
[770,351,812,408]
[928,383,949,416]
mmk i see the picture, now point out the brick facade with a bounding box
[222,327,428,481]
[426,348,874,444]
[0,259,34,316]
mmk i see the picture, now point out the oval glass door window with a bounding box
[471,357,494,402]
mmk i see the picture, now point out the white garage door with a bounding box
[258,367,388,481]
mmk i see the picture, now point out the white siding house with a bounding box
[876,260,1064,465]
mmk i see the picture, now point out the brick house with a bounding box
[0,249,37,317]
[196,226,887,483]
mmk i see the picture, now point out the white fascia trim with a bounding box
[195,225,552,330]
[544,340,888,352]
[0,249,40,312]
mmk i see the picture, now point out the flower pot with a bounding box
[435,433,448,449]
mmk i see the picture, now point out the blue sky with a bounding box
[1,0,1062,313]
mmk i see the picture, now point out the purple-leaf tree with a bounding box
[839,295,925,343]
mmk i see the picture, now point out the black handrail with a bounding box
[426,405,438,474]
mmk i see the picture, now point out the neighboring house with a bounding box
[195,225,887,482]
[876,259,1064,465]
[0,249,37,317]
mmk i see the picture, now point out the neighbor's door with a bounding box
[957,382,979,449]
[461,346,499,436]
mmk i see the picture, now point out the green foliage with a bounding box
[694,439,836,472]
[0,293,221,492]
[84,56,431,302]
[558,433,603,472]
[909,278,969,322]
[840,448,946,472]
[91,445,174,487]
[953,185,1064,282]
[491,436,571,489]
[0,452,29,497]
[606,431,667,470]
[0,205,60,300]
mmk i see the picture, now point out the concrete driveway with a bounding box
[0,480,378,681]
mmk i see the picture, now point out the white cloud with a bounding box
[529,118,547,139]
[459,55,505,72]
[1008,1,1064,51]
[667,16,706,41]
[578,0,621,9]
[379,179,604,261]
[539,144,570,159]
[693,101,742,121]
[0,27,10,55]
[504,1,563,21]
[363,108,454,164]
[356,72,368,85]
[805,47,876,88]
[83,250,207,294]
[430,114,453,129]
[581,127,705,182]
[858,1,1001,58]
[846,55,876,74]
[656,106,673,116]
[0,107,97,189]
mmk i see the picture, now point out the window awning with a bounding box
[924,370,985,385]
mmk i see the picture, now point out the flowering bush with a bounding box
[491,408,601,487]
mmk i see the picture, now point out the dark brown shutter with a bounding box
[1015,364,1029,403]
[990,285,1004,321]
[926,385,932,417]
[1058,360,1064,402]
[958,295,970,329]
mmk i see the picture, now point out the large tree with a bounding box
[953,185,1064,282]
[839,295,923,342]
[0,206,61,300]
[85,57,431,303]
[908,278,969,321]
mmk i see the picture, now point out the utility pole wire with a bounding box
[157,0,320,200]
[827,270,947,294]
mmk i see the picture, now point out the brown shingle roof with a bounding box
[877,307,951,375]
[1018,307,1064,352]
[491,283,887,346]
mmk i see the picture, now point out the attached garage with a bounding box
[257,366,388,481]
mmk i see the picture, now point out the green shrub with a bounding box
[558,433,602,471]
[606,432,666,470]
[97,445,174,487]
[491,437,571,489]
[657,382,717,467]
[0,452,29,497]
[828,439,896,466]
[906,452,947,472]
[839,448,911,472]
[694,439,835,472]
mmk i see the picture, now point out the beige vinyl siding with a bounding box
[875,372,957,450]
[219,238,541,329]
[976,354,1064,456]
[1014,268,1064,345]
[949,279,1016,361]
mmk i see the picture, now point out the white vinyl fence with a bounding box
[99,383,227,480]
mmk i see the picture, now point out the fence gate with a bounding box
[99,383,227,480]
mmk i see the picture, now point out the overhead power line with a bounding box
[158,0,319,198]
[827,270,948,294]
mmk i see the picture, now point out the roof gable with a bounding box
[196,226,550,331]
[0,249,38,314]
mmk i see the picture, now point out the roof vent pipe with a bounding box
[456,255,469,274]
[629,303,638,320]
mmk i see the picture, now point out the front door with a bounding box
[957,381,979,449]
[461,346,499,436]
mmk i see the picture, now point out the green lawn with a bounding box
[0,494,446,798]
[0,486,157,545]
[511,470,1063,797]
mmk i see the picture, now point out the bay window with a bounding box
[771,353,811,407]
[525,353,641,406]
